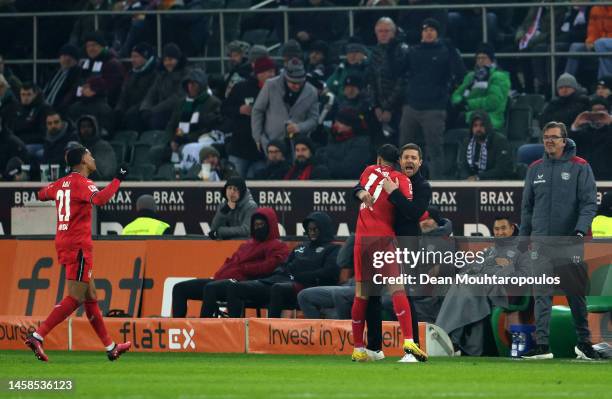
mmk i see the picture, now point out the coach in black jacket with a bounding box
[226,211,340,318]
[354,143,432,352]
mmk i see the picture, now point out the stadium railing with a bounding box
[1,1,612,97]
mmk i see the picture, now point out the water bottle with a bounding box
[518,333,526,354]
[511,332,519,357]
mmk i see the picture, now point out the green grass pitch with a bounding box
[1,351,611,399]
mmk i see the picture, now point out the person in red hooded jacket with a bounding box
[172,207,289,318]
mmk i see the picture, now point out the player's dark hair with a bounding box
[400,143,423,160]
[377,144,399,165]
[66,146,87,168]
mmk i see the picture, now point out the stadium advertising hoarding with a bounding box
[2,181,612,237]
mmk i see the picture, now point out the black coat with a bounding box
[539,92,589,128]
[12,95,52,144]
[403,40,466,111]
[253,160,291,180]
[260,212,340,288]
[42,121,78,167]
[570,124,612,180]
[42,65,81,115]
[116,62,158,112]
[222,77,262,161]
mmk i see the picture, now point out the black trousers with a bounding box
[171,278,213,317]
[226,280,272,318]
[201,279,234,317]
[226,280,298,318]
[365,294,420,351]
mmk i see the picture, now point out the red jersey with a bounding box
[355,164,413,237]
[38,172,120,252]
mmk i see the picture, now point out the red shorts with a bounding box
[58,248,93,283]
[353,236,400,283]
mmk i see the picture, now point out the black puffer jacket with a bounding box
[403,39,466,111]
[539,92,589,128]
[260,212,340,289]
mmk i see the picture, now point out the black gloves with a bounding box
[116,164,129,181]
[208,230,217,240]
[574,230,585,238]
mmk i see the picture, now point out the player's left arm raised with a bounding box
[37,182,56,202]
[90,165,128,206]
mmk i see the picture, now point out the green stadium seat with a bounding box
[112,130,139,146]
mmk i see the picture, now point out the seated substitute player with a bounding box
[24,145,131,362]
[351,144,428,363]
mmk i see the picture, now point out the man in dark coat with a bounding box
[457,110,515,180]
[539,73,589,128]
[42,110,78,168]
[226,211,340,318]
[115,42,158,131]
[76,114,116,180]
[43,44,82,115]
[222,56,276,178]
[253,140,291,180]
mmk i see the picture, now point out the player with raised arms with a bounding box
[351,144,428,363]
[25,145,131,362]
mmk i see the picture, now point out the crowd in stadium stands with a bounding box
[1,0,612,182]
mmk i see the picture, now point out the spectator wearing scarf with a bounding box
[457,110,514,180]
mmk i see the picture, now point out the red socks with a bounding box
[84,300,113,347]
[351,297,368,348]
[37,296,80,338]
[392,292,413,340]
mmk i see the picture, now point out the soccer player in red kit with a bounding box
[25,145,131,362]
[351,144,428,363]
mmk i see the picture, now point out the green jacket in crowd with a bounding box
[451,66,510,130]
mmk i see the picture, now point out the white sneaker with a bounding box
[397,353,418,363]
[365,349,385,361]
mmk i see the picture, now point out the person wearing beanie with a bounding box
[284,135,330,180]
[334,74,376,137]
[140,43,188,130]
[592,192,612,237]
[253,140,291,180]
[451,42,510,130]
[307,40,333,80]
[78,30,125,108]
[121,194,171,236]
[114,42,158,131]
[315,107,372,179]
[399,17,466,179]
[326,38,369,100]
[43,44,82,115]
[166,68,222,145]
[222,57,277,178]
[539,73,589,129]
[248,45,269,64]
[595,76,612,100]
[67,76,114,136]
[252,58,319,155]
[281,40,303,64]
[209,177,258,240]
[224,40,252,99]
[569,95,612,181]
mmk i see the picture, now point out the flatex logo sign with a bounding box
[153,190,185,212]
[479,190,515,213]
[258,190,292,212]
[169,328,196,350]
[431,191,457,213]
[102,190,133,211]
[313,190,347,212]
